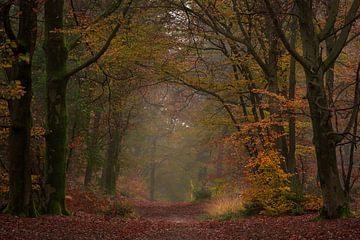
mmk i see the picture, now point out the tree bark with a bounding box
[101,112,122,195]
[3,0,38,217]
[43,0,69,215]
[84,111,101,188]
[42,0,125,214]
[288,12,301,193]
[297,1,349,218]
[264,0,359,218]
[306,70,348,218]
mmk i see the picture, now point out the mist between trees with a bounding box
[0,0,359,220]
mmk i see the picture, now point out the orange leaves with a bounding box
[31,127,45,137]
[0,80,26,100]
[0,39,16,69]
[0,170,9,193]
[303,194,322,212]
[68,136,85,150]
[251,88,306,112]
[242,150,294,215]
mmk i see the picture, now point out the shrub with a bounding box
[242,150,295,216]
[120,191,131,198]
[192,187,212,201]
[104,202,136,218]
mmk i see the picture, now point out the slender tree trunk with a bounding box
[43,0,69,215]
[66,109,78,174]
[264,15,289,164]
[288,13,301,193]
[102,127,121,195]
[149,138,157,201]
[149,161,156,201]
[4,0,38,216]
[84,111,101,188]
[267,74,289,163]
[216,125,228,177]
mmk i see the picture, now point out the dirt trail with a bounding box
[1,201,360,239]
[134,200,207,222]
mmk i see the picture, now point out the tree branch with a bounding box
[1,1,17,42]
[323,0,360,70]
[340,62,360,140]
[64,22,121,79]
[317,0,340,42]
[263,0,311,70]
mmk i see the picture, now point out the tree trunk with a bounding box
[102,128,121,195]
[43,0,69,215]
[149,138,157,201]
[294,1,349,218]
[4,0,37,217]
[306,70,348,218]
[288,13,301,193]
[216,125,228,177]
[84,111,101,188]
[149,161,156,201]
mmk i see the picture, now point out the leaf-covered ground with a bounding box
[1,198,360,240]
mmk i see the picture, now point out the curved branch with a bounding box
[64,22,121,79]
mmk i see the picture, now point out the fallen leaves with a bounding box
[1,201,360,240]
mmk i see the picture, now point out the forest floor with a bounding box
[1,194,360,240]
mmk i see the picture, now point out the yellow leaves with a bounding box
[0,171,9,193]
[0,39,16,68]
[18,53,30,64]
[303,194,322,212]
[241,150,295,215]
[0,172,42,193]
[31,127,46,137]
[31,175,41,191]
[0,80,26,100]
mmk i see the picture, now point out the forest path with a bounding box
[134,200,207,222]
[1,201,360,239]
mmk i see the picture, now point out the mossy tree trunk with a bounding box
[43,0,123,214]
[2,0,38,217]
[43,0,69,215]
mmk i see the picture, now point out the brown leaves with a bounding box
[1,202,360,240]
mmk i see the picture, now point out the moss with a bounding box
[319,204,351,219]
[3,200,38,217]
[47,200,62,215]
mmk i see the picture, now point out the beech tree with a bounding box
[264,0,360,218]
[43,0,133,214]
[1,0,38,216]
